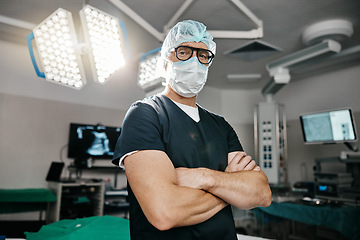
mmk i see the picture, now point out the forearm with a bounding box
[155,185,227,229]
[202,169,272,209]
[176,166,271,210]
[125,150,227,231]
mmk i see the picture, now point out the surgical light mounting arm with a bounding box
[108,0,263,41]
[262,39,341,96]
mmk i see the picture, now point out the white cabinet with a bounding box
[48,181,104,222]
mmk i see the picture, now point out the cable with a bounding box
[59,144,68,162]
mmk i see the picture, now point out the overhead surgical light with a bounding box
[27,5,127,89]
[302,19,353,46]
[27,8,86,89]
[80,5,125,84]
[137,47,165,93]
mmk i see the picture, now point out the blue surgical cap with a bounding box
[160,20,216,59]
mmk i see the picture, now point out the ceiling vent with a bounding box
[224,40,281,62]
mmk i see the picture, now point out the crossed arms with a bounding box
[124,150,272,231]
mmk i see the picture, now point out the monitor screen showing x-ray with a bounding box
[67,123,121,160]
[300,108,357,144]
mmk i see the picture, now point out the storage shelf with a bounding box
[47,181,105,223]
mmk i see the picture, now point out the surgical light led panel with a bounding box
[80,5,125,84]
[31,8,86,89]
[138,48,164,90]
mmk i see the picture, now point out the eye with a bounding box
[177,47,192,57]
[198,50,210,60]
[178,50,186,56]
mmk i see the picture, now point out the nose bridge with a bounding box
[191,47,198,59]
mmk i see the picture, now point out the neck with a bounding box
[162,85,197,107]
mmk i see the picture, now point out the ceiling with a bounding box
[0,0,359,110]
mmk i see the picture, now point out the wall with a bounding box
[276,65,360,120]
[0,93,127,189]
[197,86,222,115]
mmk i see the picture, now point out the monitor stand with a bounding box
[344,142,359,153]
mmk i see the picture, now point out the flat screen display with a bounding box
[300,108,357,144]
[67,123,121,160]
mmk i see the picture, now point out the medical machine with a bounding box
[255,102,287,185]
[300,108,360,204]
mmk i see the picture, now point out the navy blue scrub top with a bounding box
[112,94,243,240]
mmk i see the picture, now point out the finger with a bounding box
[226,152,245,172]
[228,152,246,167]
[237,155,252,169]
[253,166,261,171]
[244,159,256,171]
[243,156,261,171]
[228,156,252,172]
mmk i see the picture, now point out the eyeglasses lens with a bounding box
[176,47,192,61]
[176,46,213,64]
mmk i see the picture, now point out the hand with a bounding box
[225,152,260,173]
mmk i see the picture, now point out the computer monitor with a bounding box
[67,123,121,162]
[299,108,357,144]
[46,162,65,182]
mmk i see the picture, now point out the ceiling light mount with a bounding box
[109,0,264,40]
[262,39,341,95]
[302,19,353,46]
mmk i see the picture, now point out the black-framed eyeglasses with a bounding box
[174,46,215,64]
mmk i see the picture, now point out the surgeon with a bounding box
[112,20,272,240]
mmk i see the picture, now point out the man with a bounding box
[112,20,271,240]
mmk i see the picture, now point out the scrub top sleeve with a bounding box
[226,120,243,153]
[112,102,165,166]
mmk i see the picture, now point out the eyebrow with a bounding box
[178,44,209,50]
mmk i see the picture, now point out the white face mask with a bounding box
[166,57,208,98]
